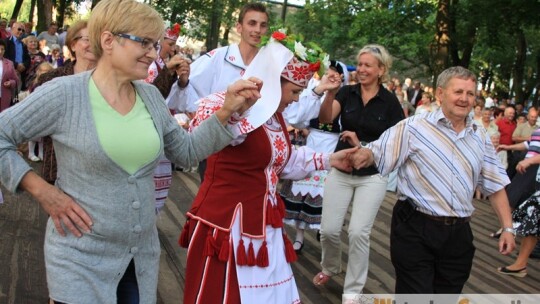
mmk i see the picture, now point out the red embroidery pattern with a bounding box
[238,273,295,289]
[190,92,228,130]
[262,117,290,211]
[291,65,310,82]
[313,153,325,170]
[229,55,236,61]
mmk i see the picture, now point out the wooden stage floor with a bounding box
[1,166,539,303]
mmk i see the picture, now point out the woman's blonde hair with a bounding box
[88,0,164,60]
[356,44,392,84]
[36,62,54,77]
[22,35,38,46]
[65,20,88,57]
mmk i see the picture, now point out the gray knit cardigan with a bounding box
[0,71,234,303]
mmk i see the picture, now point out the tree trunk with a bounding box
[56,0,68,28]
[281,0,288,22]
[206,0,222,51]
[430,0,451,88]
[459,23,477,68]
[28,0,36,24]
[36,0,54,34]
[512,29,526,103]
[533,53,540,108]
[11,0,25,21]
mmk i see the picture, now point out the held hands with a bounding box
[340,131,360,147]
[222,77,263,115]
[329,147,359,172]
[319,72,342,94]
[167,54,191,87]
[350,147,375,169]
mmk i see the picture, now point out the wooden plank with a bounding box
[2,167,540,303]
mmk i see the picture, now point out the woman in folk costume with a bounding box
[280,60,348,252]
[180,30,357,304]
[144,23,191,212]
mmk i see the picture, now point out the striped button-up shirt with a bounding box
[368,109,510,217]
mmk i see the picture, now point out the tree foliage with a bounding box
[3,0,539,103]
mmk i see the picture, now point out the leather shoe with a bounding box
[497,266,527,277]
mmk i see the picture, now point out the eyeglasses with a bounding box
[16,28,24,32]
[74,36,90,43]
[114,33,159,51]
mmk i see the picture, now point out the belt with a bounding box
[418,212,471,225]
[402,198,471,225]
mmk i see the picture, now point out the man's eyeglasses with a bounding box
[16,28,25,32]
[114,33,159,51]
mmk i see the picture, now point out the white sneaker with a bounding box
[29,155,40,162]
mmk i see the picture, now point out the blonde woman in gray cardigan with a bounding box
[0,0,261,303]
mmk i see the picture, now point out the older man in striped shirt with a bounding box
[351,66,515,294]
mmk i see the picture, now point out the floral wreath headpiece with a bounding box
[164,23,185,41]
[259,28,330,87]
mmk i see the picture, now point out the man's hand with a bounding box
[330,147,358,172]
[16,63,26,73]
[516,159,532,174]
[498,232,516,255]
[351,147,374,169]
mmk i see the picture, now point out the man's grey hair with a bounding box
[436,66,477,89]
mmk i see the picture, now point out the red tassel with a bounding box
[236,239,247,266]
[273,205,283,228]
[266,201,275,227]
[218,235,230,262]
[203,231,216,257]
[247,241,256,266]
[256,241,269,267]
[283,234,298,263]
[178,220,190,248]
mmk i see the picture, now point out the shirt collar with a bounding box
[435,108,477,132]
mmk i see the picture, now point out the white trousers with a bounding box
[320,169,388,295]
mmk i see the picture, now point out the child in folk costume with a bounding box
[180,30,356,303]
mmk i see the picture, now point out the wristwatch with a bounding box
[502,227,516,236]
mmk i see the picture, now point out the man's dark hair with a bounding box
[238,2,268,23]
